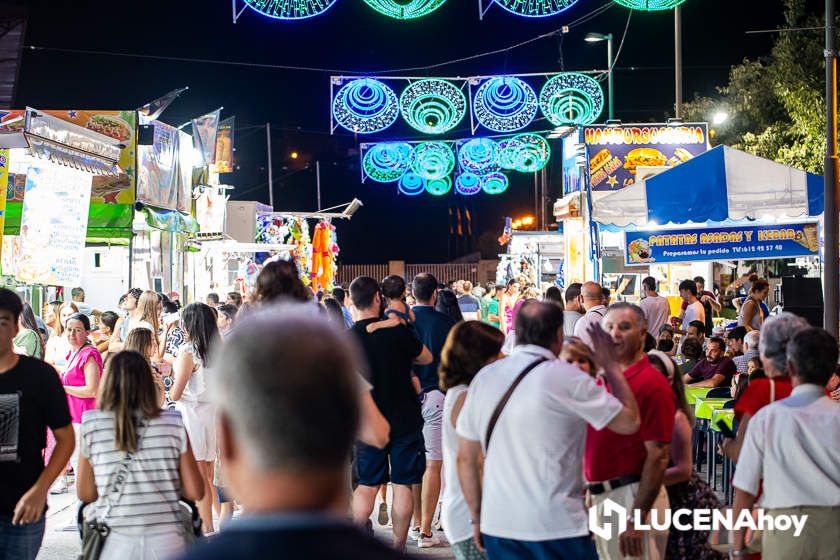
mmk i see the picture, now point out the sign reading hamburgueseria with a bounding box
[624,223,820,265]
[583,123,709,191]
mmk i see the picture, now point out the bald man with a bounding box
[573,282,607,350]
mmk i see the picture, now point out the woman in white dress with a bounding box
[44,301,78,369]
[438,321,505,560]
[170,302,220,534]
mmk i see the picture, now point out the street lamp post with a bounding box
[585,32,614,120]
[824,0,839,335]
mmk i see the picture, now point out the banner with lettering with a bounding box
[16,164,92,285]
[625,222,820,265]
[0,150,8,262]
[583,123,709,191]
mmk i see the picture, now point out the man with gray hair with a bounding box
[179,306,407,560]
[721,312,808,463]
[573,281,607,349]
[733,329,760,374]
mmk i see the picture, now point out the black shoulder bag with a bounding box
[484,358,547,450]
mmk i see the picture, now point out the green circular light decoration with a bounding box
[425,177,452,196]
[362,0,447,19]
[412,142,455,180]
[398,172,426,196]
[612,0,686,10]
[400,79,466,135]
[481,172,509,195]
[363,142,416,183]
[458,138,500,173]
[539,73,604,126]
[244,0,338,19]
[506,133,551,173]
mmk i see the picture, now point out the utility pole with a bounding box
[607,35,615,120]
[674,5,683,118]
[316,160,322,210]
[266,122,274,209]
[824,0,839,335]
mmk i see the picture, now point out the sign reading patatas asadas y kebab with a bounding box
[625,223,819,266]
[583,123,709,191]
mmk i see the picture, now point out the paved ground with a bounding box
[38,484,454,559]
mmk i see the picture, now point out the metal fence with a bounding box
[336,264,389,286]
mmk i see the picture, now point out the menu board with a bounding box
[583,123,709,191]
[16,164,92,285]
[0,109,136,204]
[625,222,820,265]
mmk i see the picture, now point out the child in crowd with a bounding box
[365,275,415,333]
[560,336,597,378]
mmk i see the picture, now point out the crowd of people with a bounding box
[1,265,838,560]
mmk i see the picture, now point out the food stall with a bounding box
[497,230,565,291]
[591,145,824,319]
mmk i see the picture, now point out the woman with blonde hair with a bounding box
[77,351,204,559]
[44,301,79,368]
[123,329,166,408]
[439,321,504,560]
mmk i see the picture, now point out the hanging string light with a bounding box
[481,172,509,195]
[398,172,426,196]
[412,141,455,180]
[612,0,685,10]
[400,79,467,135]
[362,0,447,19]
[425,177,452,196]
[457,137,501,173]
[455,172,482,196]
[332,78,399,134]
[473,77,538,133]
[243,0,338,19]
[493,0,579,17]
[363,142,416,182]
[540,73,604,126]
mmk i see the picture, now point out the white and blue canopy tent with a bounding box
[591,146,824,229]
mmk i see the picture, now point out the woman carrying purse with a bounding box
[76,351,204,560]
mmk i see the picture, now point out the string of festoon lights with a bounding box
[236,0,685,21]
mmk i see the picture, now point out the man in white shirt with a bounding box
[677,279,705,334]
[731,327,840,559]
[573,281,607,349]
[456,301,640,559]
[639,277,671,337]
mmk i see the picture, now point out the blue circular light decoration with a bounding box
[473,77,538,132]
[400,79,466,135]
[455,173,482,196]
[613,0,686,10]
[398,172,426,196]
[333,78,399,134]
[458,138,500,173]
[426,177,452,196]
[412,142,455,180]
[244,0,339,19]
[540,73,604,126]
[498,139,519,170]
[508,133,551,173]
[493,0,579,17]
[363,143,415,183]
[481,172,509,195]
[362,0,447,19]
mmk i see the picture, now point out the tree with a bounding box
[683,0,838,173]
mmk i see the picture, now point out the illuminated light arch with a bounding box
[473,77,538,133]
[243,0,338,19]
[498,139,519,170]
[400,79,467,135]
[332,78,399,134]
[510,133,551,173]
[455,173,482,196]
[612,0,686,10]
[481,172,509,195]
[425,177,452,196]
[540,73,604,126]
[457,138,500,173]
[412,142,455,180]
[362,0,447,19]
[398,172,426,196]
[363,143,416,183]
[493,0,579,17]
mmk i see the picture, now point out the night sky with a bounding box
[11,0,790,263]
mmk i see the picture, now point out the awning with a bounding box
[137,204,198,234]
[3,202,134,239]
[592,146,824,227]
[553,191,582,220]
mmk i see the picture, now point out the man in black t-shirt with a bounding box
[348,276,432,552]
[0,289,74,560]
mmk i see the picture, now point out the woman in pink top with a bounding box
[61,313,104,471]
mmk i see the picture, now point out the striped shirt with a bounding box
[80,409,187,535]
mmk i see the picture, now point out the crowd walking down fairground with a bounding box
[1,264,839,560]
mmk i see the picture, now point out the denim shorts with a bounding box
[0,516,46,560]
[355,430,426,486]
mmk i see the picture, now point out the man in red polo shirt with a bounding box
[585,303,675,560]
